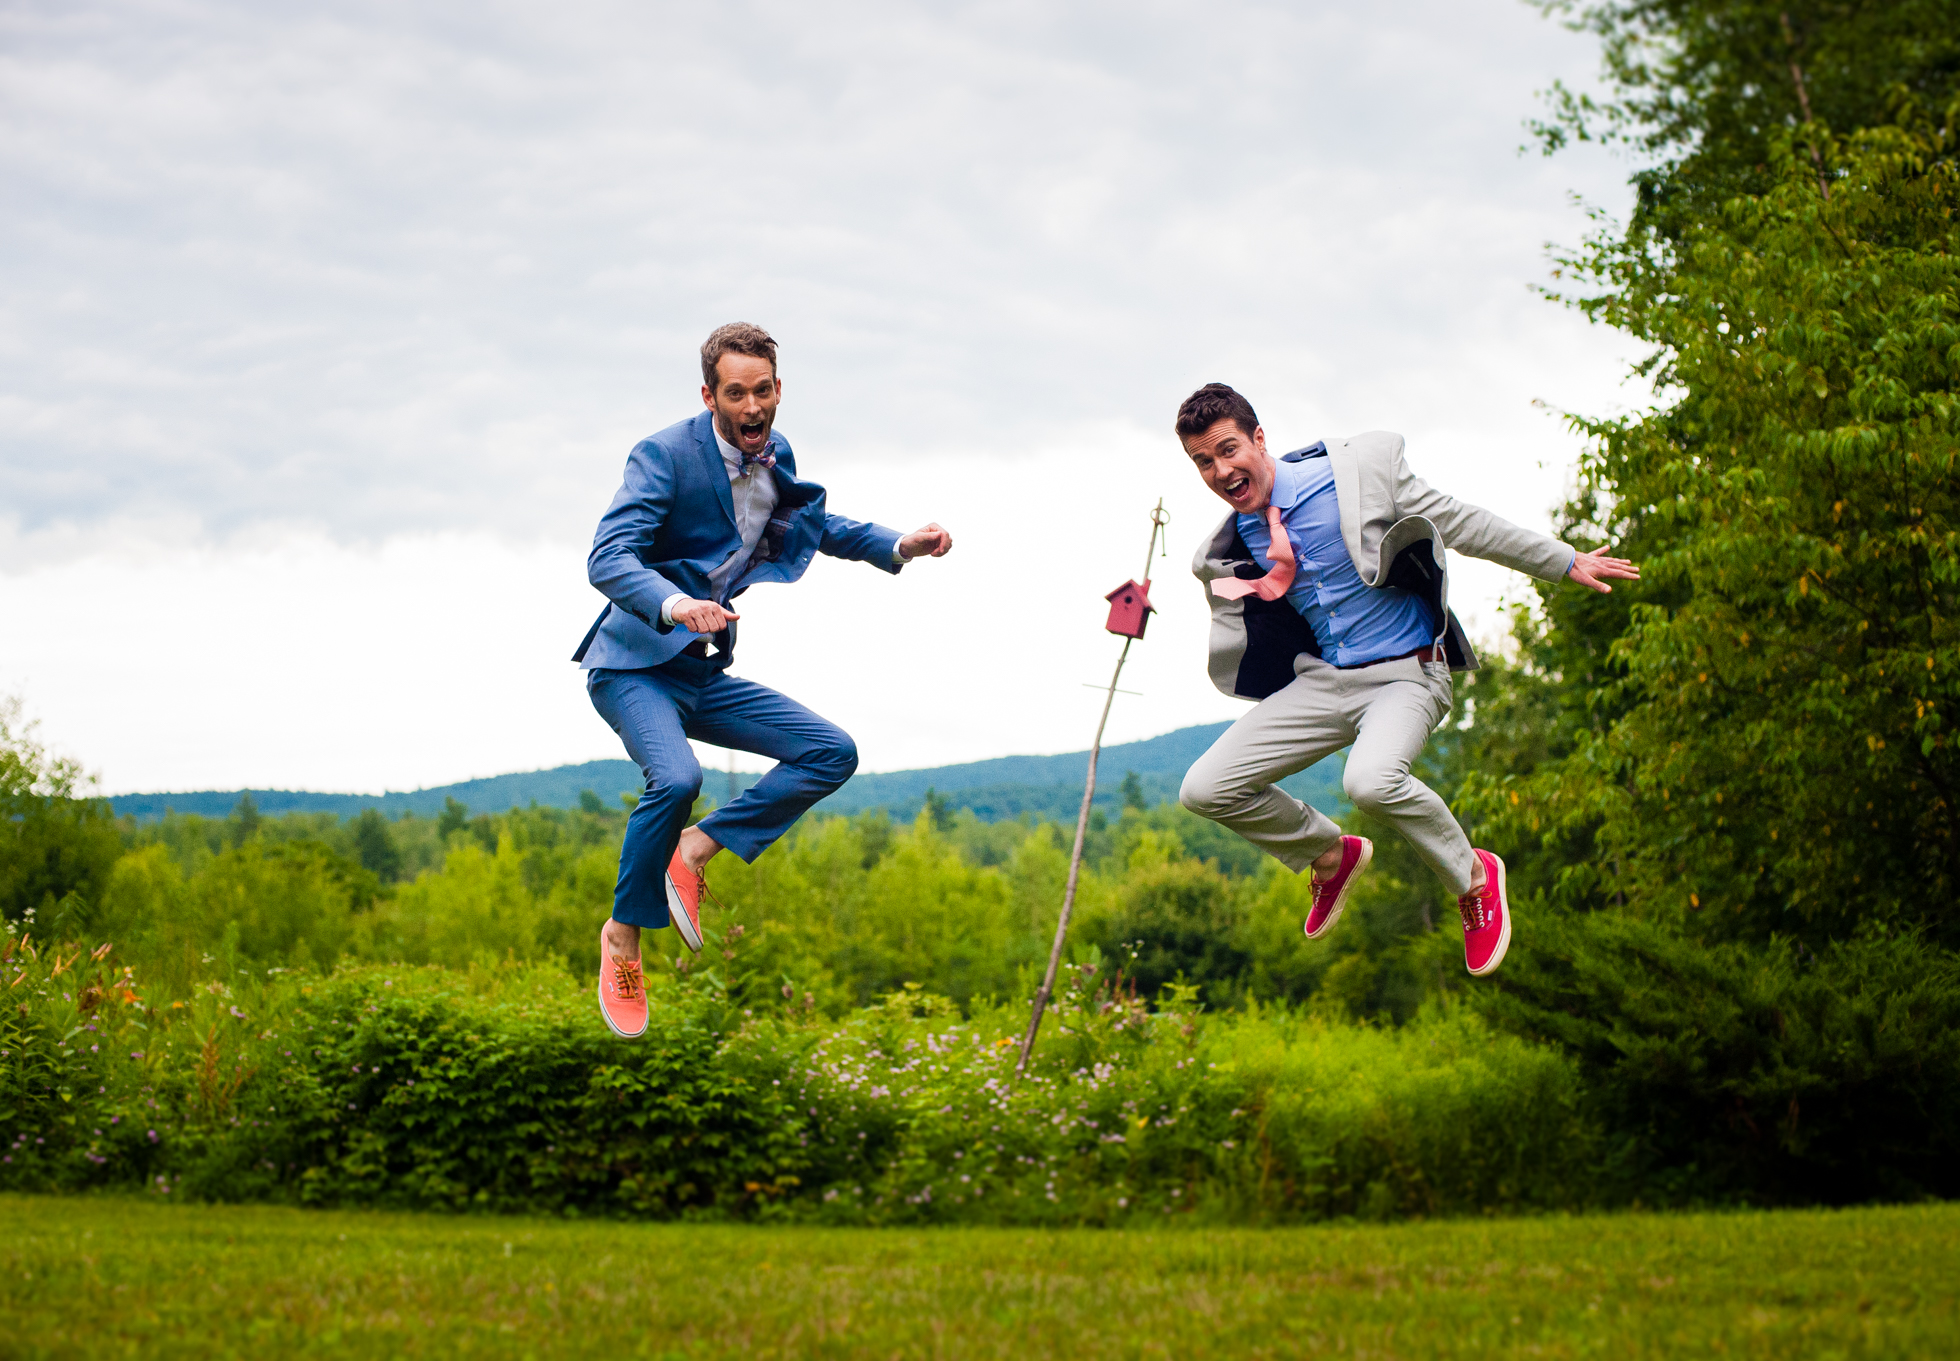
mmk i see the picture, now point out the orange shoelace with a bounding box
[609,956,644,1001]
[1457,887,1488,933]
[692,870,727,914]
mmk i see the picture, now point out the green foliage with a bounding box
[351,808,405,882]
[217,970,800,1216]
[0,698,122,938]
[0,930,1591,1223]
[710,811,1063,1013]
[1478,913,1960,1204]
[1430,0,1960,1215]
[1473,80,1960,948]
[8,711,1959,1217]
[228,793,259,847]
[1533,0,1960,251]
[788,984,1594,1225]
[91,841,378,997]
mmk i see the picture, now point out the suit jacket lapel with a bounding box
[694,412,739,532]
[1327,437,1368,577]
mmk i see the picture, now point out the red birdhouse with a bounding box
[1104,578,1155,639]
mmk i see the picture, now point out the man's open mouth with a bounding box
[1223,473,1251,500]
[739,420,767,445]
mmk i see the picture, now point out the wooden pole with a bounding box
[1016,500,1168,1077]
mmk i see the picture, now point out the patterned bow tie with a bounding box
[739,446,776,476]
[1210,503,1298,602]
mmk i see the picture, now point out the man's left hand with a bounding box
[1567,548,1640,594]
[899,523,953,561]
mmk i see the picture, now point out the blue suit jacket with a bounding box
[574,410,904,670]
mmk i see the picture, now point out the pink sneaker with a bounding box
[664,849,706,954]
[597,928,648,1039]
[1305,836,1372,939]
[1458,849,1512,976]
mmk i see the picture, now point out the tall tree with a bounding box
[1534,0,1960,246]
[1457,2,1960,945]
[0,698,121,934]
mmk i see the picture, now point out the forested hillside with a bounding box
[103,724,1346,826]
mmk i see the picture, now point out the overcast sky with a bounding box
[1,0,1640,796]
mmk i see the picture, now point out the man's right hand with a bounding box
[1565,549,1640,594]
[670,598,740,633]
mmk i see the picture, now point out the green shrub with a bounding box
[1476,908,1960,1204]
[1,930,1595,1224]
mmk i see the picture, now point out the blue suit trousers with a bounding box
[587,655,858,930]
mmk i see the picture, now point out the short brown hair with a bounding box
[701,322,778,388]
[1174,383,1259,442]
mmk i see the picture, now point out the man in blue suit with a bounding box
[578,322,952,1038]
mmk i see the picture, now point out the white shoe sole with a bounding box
[1466,852,1512,977]
[1305,837,1372,940]
[664,870,705,953]
[596,975,649,1039]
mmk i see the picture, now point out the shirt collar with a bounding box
[712,425,745,475]
[1264,450,1310,512]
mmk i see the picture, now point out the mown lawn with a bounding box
[1,1195,1954,1359]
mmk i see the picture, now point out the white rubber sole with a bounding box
[596,975,649,1039]
[1465,852,1512,977]
[1305,837,1373,940]
[664,870,705,953]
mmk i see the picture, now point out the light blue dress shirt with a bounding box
[1237,446,1438,667]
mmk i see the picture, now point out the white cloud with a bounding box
[0,0,1642,791]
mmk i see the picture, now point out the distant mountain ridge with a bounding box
[108,722,1346,825]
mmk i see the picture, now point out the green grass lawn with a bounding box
[1,1196,1954,1359]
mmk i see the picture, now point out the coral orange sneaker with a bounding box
[597,929,648,1040]
[1458,849,1512,977]
[1305,835,1372,940]
[663,849,706,954]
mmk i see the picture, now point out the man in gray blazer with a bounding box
[1174,383,1636,976]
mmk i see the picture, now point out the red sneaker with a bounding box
[597,928,648,1040]
[1305,835,1372,940]
[664,849,706,953]
[1458,849,1512,976]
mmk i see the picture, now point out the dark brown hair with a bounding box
[1174,383,1259,442]
[700,322,778,388]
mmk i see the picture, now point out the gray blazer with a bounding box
[1191,431,1575,699]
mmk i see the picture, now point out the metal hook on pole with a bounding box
[1016,498,1167,1078]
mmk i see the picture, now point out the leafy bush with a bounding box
[0,929,1594,1223]
[1477,908,1960,1204]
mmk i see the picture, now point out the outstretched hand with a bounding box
[1566,548,1640,594]
[899,523,953,561]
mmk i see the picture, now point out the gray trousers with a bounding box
[1179,652,1477,895]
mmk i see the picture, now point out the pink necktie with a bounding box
[1210,504,1297,601]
